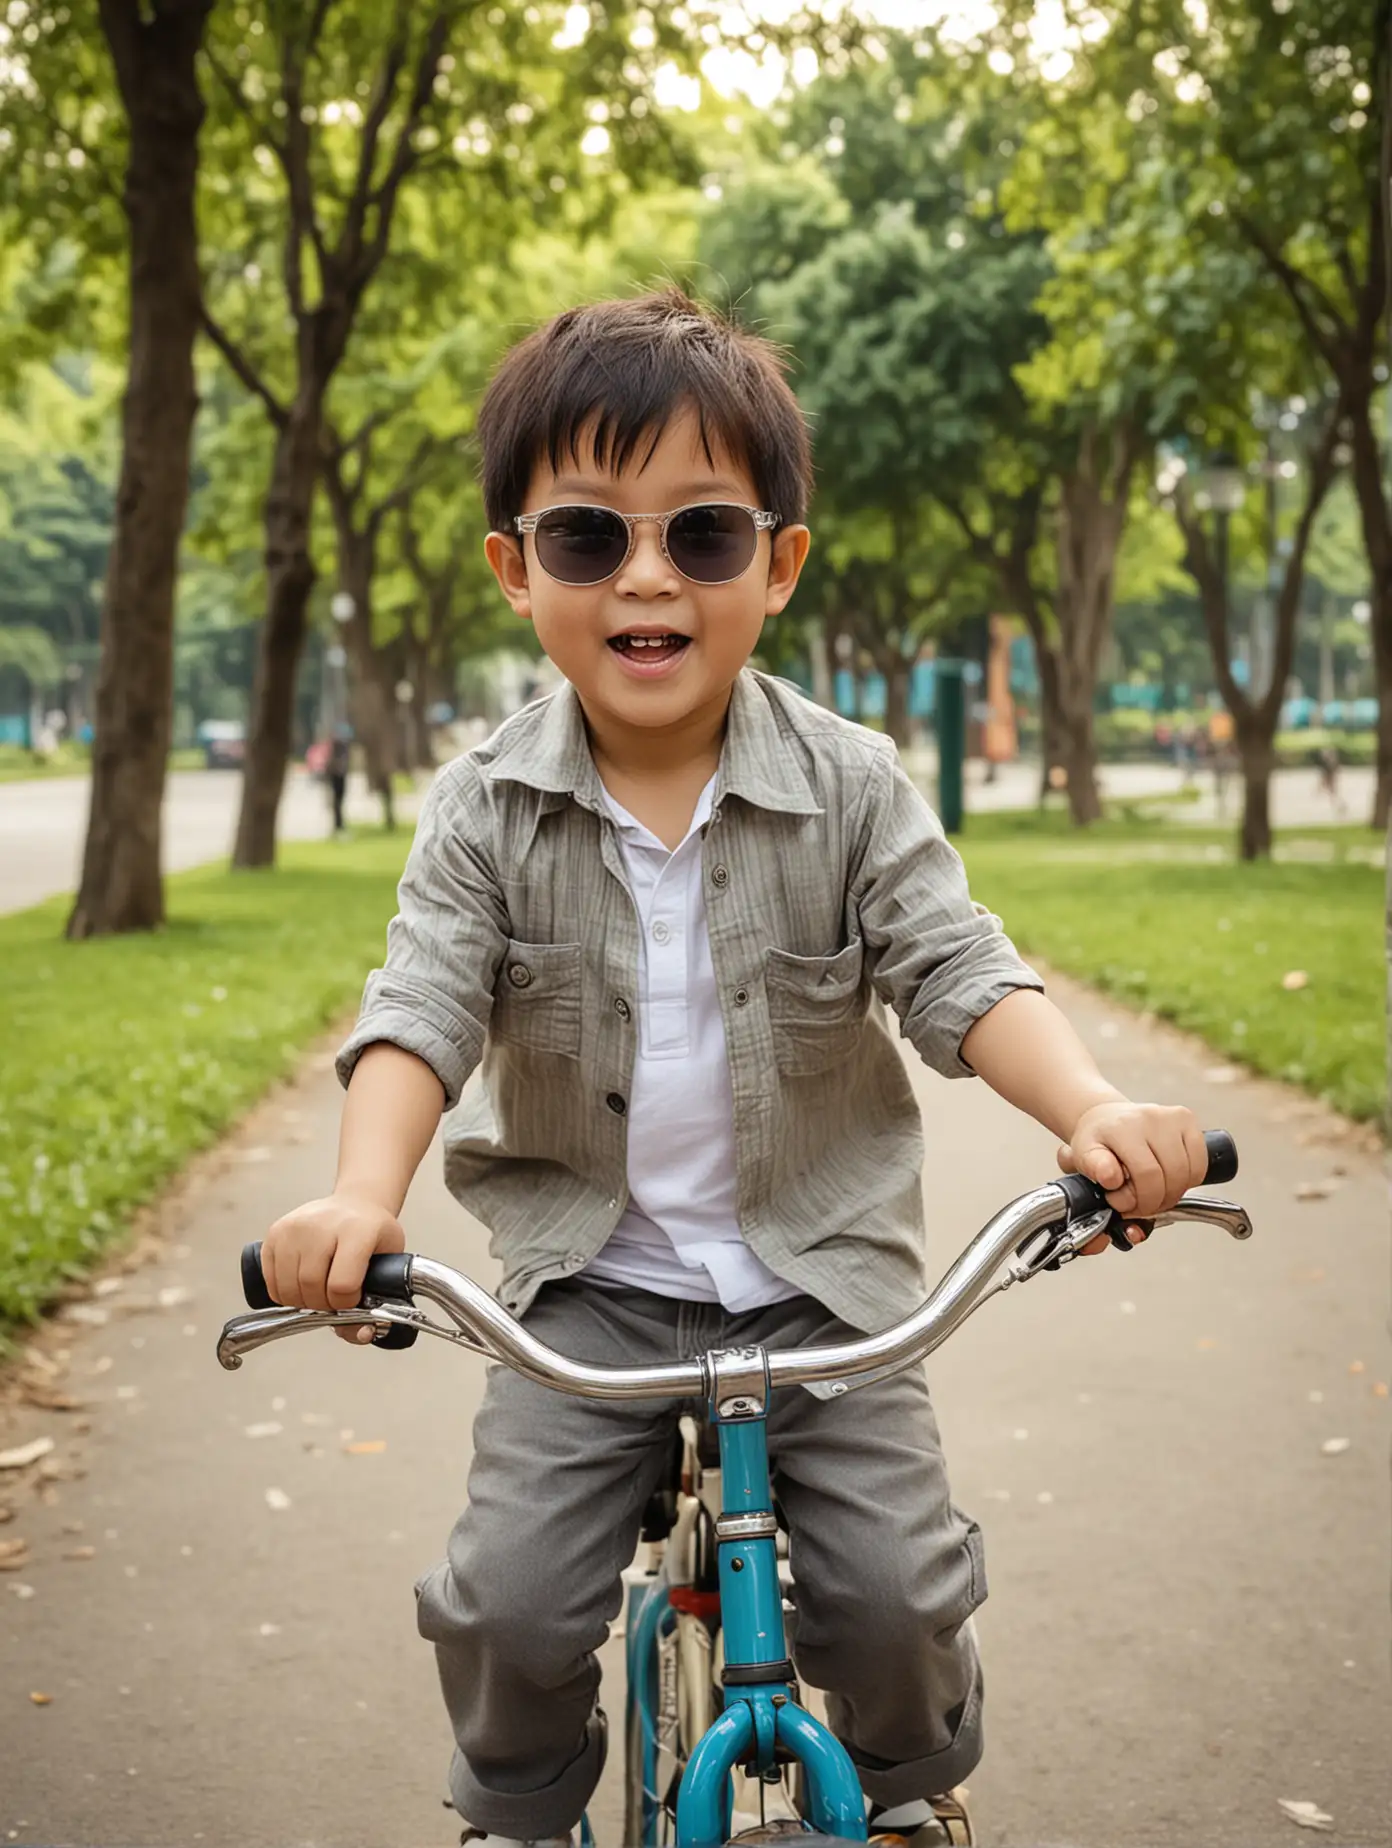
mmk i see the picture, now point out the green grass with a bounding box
[0,744,208,782]
[0,830,410,1332]
[958,811,1386,1125]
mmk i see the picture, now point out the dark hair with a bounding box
[477,286,813,534]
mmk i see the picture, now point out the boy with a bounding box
[261,289,1210,1847]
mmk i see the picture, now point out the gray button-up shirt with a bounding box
[337,669,1043,1337]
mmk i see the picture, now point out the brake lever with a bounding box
[216,1302,495,1371]
[1010,1193,1253,1283]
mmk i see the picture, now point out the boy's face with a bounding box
[485,406,810,739]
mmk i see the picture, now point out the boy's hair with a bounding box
[477,286,813,535]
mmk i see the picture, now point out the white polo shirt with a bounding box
[581,775,803,1313]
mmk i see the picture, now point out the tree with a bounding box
[1,0,214,934]
[1165,401,1344,858]
[1059,0,1390,824]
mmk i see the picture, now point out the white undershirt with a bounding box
[582,775,802,1313]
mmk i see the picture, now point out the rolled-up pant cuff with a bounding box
[844,1664,984,1808]
[448,1707,606,1840]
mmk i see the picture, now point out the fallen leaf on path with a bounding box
[1281,970,1310,991]
[1036,1491,1054,1505]
[92,1278,123,1298]
[29,1691,52,1705]
[62,1546,96,1561]
[61,1304,109,1327]
[0,1505,13,1524]
[264,1488,291,1511]
[0,1438,54,1471]
[244,1422,283,1439]
[9,1582,35,1599]
[1119,1300,1137,1315]
[89,1356,113,1375]
[20,1385,85,1413]
[1202,1065,1241,1084]
[0,1539,31,1570]
[1294,1182,1335,1202]
[300,1412,330,1427]
[1348,1360,1365,1375]
[1373,1382,1389,1398]
[258,1622,282,1637]
[242,1146,272,1164]
[1278,1799,1333,1832]
[1197,1338,1217,1350]
[343,1440,387,1455]
[157,1286,191,1310]
[1320,1438,1350,1456]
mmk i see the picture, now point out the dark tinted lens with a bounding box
[533,506,629,584]
[667,504,757,584]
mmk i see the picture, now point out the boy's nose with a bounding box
[614,523,681,596]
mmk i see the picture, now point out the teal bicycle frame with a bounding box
[625,1410,867,1848]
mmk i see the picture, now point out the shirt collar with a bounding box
[484,669,823,818]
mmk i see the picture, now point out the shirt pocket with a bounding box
[764,938,866,1077]
[491,939,583,1059]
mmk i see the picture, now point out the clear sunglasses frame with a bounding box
[513,502,780,586]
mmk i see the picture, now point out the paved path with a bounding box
[901,753,1378,829]
[1,756,1376,920]
[0,770,401,917]
[1,977,1387,1847]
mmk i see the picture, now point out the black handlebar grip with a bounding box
[1203,1130,1238,1185]
[239,1241,418,1348]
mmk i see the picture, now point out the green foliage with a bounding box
[961,813,1385,1123]
[0,828,411,1330]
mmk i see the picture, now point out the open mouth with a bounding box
[607,632,691,664]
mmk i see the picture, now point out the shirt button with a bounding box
[606,1092,628,1116]
[564,1254,584,1270]
[613,997,631,1021]
[651,920,671,945]
[608,1196,620,1210]
[734,986,750,1007]
[711,865,729,888]
[507,962,532,988]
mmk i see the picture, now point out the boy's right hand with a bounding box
[260,1191,406,1347]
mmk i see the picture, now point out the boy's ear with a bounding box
[764,523,811,619]
[485,531,534,623]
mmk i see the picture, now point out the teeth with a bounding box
[621,634,682,648]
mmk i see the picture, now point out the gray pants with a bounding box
[415,1281,986,1839]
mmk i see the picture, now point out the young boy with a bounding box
[261,288,1210,1847]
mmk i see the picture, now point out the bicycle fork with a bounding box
[676,1355,867,1848]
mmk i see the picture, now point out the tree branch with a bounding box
[357,8,456,282]
[199,306,288,425]
[1231,209,1348,368]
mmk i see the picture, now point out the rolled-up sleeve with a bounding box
[852,744,1043,1079]
[335,760,508,1109]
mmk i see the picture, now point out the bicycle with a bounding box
[219,1132,1250,1848]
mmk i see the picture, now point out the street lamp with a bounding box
[322,591,355,737]
[1194,451,1247,679]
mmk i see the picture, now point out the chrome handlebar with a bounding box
[216,1185,1253,1400]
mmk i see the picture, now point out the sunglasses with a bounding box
[514,501,780,587]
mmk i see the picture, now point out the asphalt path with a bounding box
[0,769,388,917]
[2,760,1376,921]
[1,973,1387,1847]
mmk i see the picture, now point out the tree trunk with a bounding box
[1058,695,1103,826]
[67,0,211,939]
[1034,641,1064,804]
[1050,430,1134,828]
[1236,720,1274,862]
[232,400,321,866]
[1343,391,1392,828]
[349,652,397,831]
[882,654,913,749]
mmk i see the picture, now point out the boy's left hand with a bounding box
[1059,1101,1210,1257]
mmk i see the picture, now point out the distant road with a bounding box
[0,769,398,918]
[1,755,1375,921]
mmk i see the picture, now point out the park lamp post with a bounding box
[325,591,354,736]
[1193,451,1248,678]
